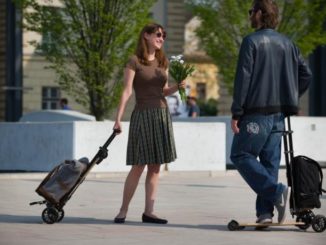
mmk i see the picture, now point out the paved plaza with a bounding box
[0,169,325,245]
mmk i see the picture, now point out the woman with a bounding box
[113,23,185,224]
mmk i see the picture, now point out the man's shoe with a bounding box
[142,213,168,224]
[274,186,290,223]
[256,214,273,224]
[255,214,272,230]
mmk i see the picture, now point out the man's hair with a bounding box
[252,0,279,29]
[60,98,68,104]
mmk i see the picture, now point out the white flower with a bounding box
[170,54,184,62]
[180,60,184,64]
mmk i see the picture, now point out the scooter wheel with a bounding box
[42,207,59,224]
[312,215,326,233]
[228,220,240,231]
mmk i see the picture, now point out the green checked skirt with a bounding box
[127,107,177,165]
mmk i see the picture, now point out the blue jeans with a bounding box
[230,113,286,217]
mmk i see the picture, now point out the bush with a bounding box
[198,98,218,116]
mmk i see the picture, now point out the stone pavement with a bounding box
[0,170,325,245]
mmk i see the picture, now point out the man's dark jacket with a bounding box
[231,28,312,120]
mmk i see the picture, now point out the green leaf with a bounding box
[187,0,326,94]
[17,0,155,120]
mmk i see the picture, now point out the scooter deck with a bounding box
[239,222,305,227]
[228,219,306,231]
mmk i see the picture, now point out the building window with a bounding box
[196,83,206,101]
[42,87,61,109]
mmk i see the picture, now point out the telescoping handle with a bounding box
[284,116,294,160]
[91,129,121,165]
[102,129,121,149]
[282,116,295,191]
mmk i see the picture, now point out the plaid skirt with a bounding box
[127,107,177,165]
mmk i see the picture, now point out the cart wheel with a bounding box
[228,220,240,231]
[42,207,59,224]
[312,215,326,233]
[56,209,65,222]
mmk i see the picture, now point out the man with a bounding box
[230,0,312,225]
[167,95,181,117]
[187,96,200,118]
[59,98,71,110]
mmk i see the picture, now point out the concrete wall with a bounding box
[0,121,226,172]
[174,116,233,164]
[174,116,326,166]
[287,117,326,165]
[1,116,325,173]
[0,122,74,171]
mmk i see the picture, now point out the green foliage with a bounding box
[17,0,155,120]
[187,0,326,94]
[198,98,218,116]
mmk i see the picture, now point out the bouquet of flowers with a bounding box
[169,55,195,102]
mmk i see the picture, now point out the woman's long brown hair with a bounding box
[135,23,168,69]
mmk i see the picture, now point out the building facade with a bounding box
[2,0,221,121]
[1,0,321,121]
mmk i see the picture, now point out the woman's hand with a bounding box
[178,80,186,89]
[113,121,122,134]
[163,80,186,97]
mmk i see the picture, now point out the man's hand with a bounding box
[231,119,240,134]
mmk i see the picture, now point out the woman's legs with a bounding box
[115,165,145,219]
[144,164,161,217]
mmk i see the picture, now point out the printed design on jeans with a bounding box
[246,122,259,134]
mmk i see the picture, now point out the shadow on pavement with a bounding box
[0,214,226,230]
[0,214,311,232]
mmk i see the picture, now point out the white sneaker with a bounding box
[274,186,290,223]
[256,213,273,224]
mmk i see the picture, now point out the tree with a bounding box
[17,0,155,120]
[187,0,326,93]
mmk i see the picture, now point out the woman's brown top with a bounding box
[126,55,168,110]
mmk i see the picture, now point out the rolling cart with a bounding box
[30,130,119,224]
